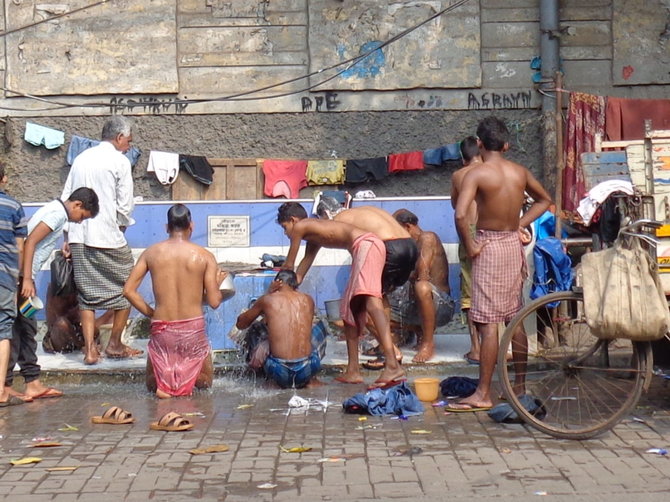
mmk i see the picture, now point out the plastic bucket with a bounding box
[324,299,341,321]
[219,270,236,301]
[413,377,440,402]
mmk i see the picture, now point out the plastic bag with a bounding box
[50,251,76,296]
[582,239,670,341]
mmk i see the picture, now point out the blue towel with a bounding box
[66,134,142,166]
[423,143,461,165]
[342,382,424,416]
[24,122,65,149]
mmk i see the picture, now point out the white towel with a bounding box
[148,151,179,185]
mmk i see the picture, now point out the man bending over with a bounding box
[235,270,325,388]
[124,204,226,398]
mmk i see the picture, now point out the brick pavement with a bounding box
[1,372,670,501]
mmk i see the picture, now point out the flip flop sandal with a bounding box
[91,406,134,424]
[362,357,385,370]
[150,411,194,432]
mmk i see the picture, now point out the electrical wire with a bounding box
[0,0,473,111]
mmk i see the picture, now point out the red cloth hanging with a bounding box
[605,97,670,141]
[562,92,606,212]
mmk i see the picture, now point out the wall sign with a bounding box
[208,216,250,247]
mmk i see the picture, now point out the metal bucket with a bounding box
[324,299,341,321]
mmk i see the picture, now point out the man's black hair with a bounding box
[277,202,308,223]
[68,187,100,217]
[167,203,192,231]
[274,269,298,289]
[393,208,419,226]
[476,116,510,152]
[460,136,480,163]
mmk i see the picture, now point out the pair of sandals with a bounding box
[91,406,194,431]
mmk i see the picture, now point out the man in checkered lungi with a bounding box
[61,116,143,365]
[453,117,552,411]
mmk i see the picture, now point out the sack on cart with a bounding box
[581,239,670,341]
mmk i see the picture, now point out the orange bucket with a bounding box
[413,378,440,401]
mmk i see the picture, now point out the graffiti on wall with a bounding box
[467,91,532,110]
[109,96,189,115]
[300,92,341,112]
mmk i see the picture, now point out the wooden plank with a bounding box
[171,158,262,200]
[580,151,630,190]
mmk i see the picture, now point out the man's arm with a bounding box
[203,253,225,309]
[450,171,461,209]
[295,241,321,285]
[455,171,483,258]
[20,222,53,299]
[519,170,553,228]
[415,233,435,283]
[236,296,266,329]
[123,252,154,318]
[115,163,135,229]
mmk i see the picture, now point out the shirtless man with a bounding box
[236,270,324,388]
[124,204,226,398]
[452,117,551,411]
[392,209,454,362]
[277,202,404,387]
[451,136,483,364]
[317,200,418,366]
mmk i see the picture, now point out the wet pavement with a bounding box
[2,332,670,501]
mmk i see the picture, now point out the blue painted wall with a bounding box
[25,197,459,350]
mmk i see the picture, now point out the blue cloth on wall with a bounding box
[24,122,65,149]
[66,135,142,166]
[423,143,461,165]
[342,382,424,416]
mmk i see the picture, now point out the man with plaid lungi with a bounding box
[453,117,552,411]
[61,116,143,365]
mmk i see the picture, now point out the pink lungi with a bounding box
[149,316,210,397]
[470,230,527,324]
[340,232,386,326]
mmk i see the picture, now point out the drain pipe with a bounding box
[539,0,560,201]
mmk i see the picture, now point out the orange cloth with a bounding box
[340,232,385,326]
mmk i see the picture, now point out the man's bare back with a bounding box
[141,240,220,321]
[249,289,314,360]
[333,206,410,240]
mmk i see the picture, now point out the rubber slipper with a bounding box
[150,411,194,432]
[105,347,144,359]
[362,357,385,370]
[444,403,492,413]
[0,395,25,407]
[91,406,134,424]
[465,356,480,365]
[31,387,63,399]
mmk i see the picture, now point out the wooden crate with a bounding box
[172,158,264,201]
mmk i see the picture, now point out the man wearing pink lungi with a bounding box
[148,317,210,397]
[454,117,551,412]
[124,204,227,398]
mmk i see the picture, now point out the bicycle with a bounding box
[496,219,662,440]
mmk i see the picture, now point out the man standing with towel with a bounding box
[61,116,142,365]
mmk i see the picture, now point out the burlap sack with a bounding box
[581,240,670,341]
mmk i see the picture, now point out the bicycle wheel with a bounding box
[497,290,651,440]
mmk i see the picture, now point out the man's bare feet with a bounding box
[374,366,406,386]
[156,389,172,399]
[84,346,101,365]
[105,344,144,359]
[334,372,363,384]
[455,391,493,410]
[305,377,326,388]
[412,343,434,363]
[6,387,33,402]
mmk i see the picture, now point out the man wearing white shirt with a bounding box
[61,116,142,365]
